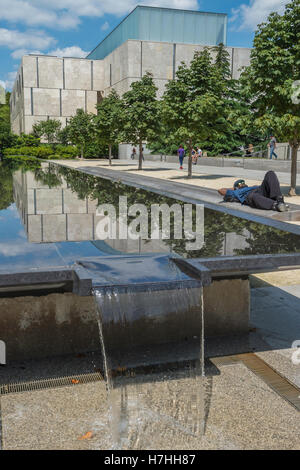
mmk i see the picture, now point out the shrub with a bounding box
[34,146,54,157]
[4,146,54,158]
[3,144,80,160]
[49,154,75,160]
[14,134,41,147]
[3,154,41,169]
[54,145,78,157]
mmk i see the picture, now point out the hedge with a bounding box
[3,147,77,159]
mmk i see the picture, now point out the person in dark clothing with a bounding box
[218,171,289,212]
[177,145,185,169]
[131,147,136,160]
[269,136,278,160]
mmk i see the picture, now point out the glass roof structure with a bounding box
[87,6,227,60]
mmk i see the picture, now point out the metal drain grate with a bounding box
[0,371,103,396]
[211,353,300,412]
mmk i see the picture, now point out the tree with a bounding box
[57,126,70,145]
[211,43,263,155]
[0,161,14,210]
[213,42,232,81]
[147,124,179,156]
[120,73,159,170]
[95,89,122,166]
[241,0,300,195]
[209,44,248,155]
[67,109,96,159]
[161,49,227,177]
[32,118,61,144]
[0,91,14,153]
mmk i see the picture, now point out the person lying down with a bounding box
[218,171,289,212]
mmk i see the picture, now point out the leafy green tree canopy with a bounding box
[120,72,159,170]
[66,108,96,159]
[95,89,122,165]
[0,92,14,153]
[32,119,62,145]
[161,49,227,177]
[241,0,300,195]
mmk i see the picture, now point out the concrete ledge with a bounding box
[0,293,100,362]
[204,278,250,337]
[2,254,300,363]
[0,266,92,297]
[174,253,300,279]
[0,278,250,363]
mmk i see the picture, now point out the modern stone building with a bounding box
[10,5,251,136]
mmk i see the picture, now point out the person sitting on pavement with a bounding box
[218,170,289,212]
[192,148,198,165]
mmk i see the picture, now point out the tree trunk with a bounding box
[108,144,112,166]
[81,145,84,159]
[138,140,143,170]
[187,140,192,179]
[288,144,299,196]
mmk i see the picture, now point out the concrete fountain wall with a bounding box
[0,278,249,362]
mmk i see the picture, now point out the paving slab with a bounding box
[251,286,300,351]
[251,269,300,287]
[255,348,300,389]
[1,362,299,450]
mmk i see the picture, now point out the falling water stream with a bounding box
[92,282,206,450]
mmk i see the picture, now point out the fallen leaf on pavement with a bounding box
[78,431,93,440]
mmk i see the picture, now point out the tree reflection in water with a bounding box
[2,159,299,258]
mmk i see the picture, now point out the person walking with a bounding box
[177,145,185,169]
[218,170,289,212]
[131,147,136,160]
[269,136,278,160]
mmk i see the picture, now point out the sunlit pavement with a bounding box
[0,270,299,450]
[52,159,300,208]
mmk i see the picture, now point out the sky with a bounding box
[0,0,290,90]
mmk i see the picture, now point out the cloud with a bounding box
[230,0,289,31]
[0,80,5,102]
[0,1,199,30]
[2,0,199,78]
[0,0,80,30]
[0,239,55,257]
[0,28,56,50]
[11,49,42,59]
[10,45,89,60]
[101,21,110,31]
[0,71,17,90]
[47,46,90,58]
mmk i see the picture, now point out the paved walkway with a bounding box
[51,159,300,235]
[126,158,297,185]
[55,158,300,204]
